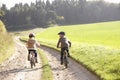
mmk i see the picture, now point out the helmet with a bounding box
[29,33,35,38]
[58,31,65,35]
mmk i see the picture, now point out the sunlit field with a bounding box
[36,21,120,80]
[37,21,120,48]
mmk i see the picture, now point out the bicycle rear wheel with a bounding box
[64,56,68,68]
[31,62,33,68]
[30,51,36,68]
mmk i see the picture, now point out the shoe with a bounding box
[68,55,70,57]
[60,61,63,65]
[36,60,38,63]
[28,54,30,61]
[35,58,38,63]
[28,59,30,61]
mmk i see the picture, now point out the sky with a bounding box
[88,0,120,3]
[0,0,37,9]
[0,0,120,9]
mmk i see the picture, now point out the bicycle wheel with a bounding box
[65,58,68,68]
[30,55,35,68]
[31,62,33,68]
[30,51,36,68]
[63,55,68,68]
[64,50,69,68]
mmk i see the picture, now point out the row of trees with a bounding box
[0,0,120,29]
[1,0,61,28]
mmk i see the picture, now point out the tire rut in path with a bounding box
[41,46,100,80]
[0,41,42,80]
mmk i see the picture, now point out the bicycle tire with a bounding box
[63,51,68,68]
[30,60,35,68]
[31,62,33,68]
[64,58,68,68]
[30,51,36,68]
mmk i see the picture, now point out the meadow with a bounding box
[36,21,120,80]
[0,20,14,64]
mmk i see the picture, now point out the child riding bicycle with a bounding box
[57,31,71,65]
[26,33,40,63]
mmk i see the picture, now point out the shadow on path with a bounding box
[0,67,42,75]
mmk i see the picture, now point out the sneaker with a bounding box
[28,54,30,61]
[28,58,30,61]
[68,55,70,57]
[36,58,38,63]
[36,61,38,63]
[60,61,63,65]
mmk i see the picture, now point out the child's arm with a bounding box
[26,41,28,48]
[36,41,41,48]
[68,40,71,47]
[57,38,61,48]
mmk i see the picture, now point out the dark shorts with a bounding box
[28,50,37,57]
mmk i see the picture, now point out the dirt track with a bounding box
[0,39,42,80]
[41,46,100,80]
[0,38,100,80]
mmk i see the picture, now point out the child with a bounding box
[57,31,71,65]
[26,33,40,63]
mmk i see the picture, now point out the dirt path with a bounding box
[41,46,100,80]
[0,37,100,80]
[0,38,42,80]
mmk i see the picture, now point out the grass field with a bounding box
[0,20,14,64]
[36,21,120,80]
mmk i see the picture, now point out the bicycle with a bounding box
[63,50,69,68]
[29,51,36,68]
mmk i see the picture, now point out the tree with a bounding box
[2,0,120,30]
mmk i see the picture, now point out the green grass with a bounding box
[0,20,14,64]
[38,49,53,80]
[37,21,120,48]
[0,20,6,33]
[36,21,120,80]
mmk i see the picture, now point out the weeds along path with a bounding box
[0,37,42,80]
[41,46,100,80]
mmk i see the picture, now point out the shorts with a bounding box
[28,50,37,57]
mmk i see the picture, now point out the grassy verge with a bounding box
[38,49,53,80]
[19,38,53,80]
[0,34,14,64]
[0,20,6,33]
[0,20,14,64]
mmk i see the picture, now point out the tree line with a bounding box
[0,0,120,29]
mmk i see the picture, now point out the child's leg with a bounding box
[34,50,37,58]
[34,50,38,63]
[28,50,31,61]
[61,48,65,65]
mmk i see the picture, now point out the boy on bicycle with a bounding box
[26,33,40,63]
[57,31,71,65]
